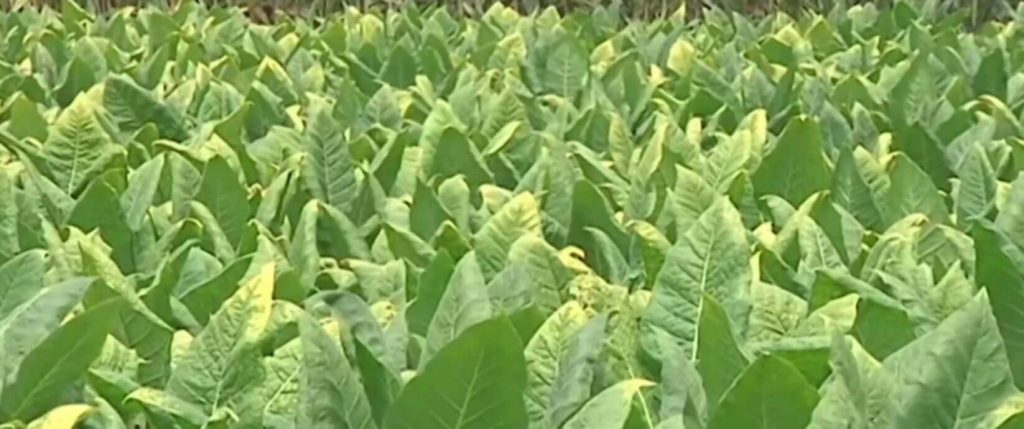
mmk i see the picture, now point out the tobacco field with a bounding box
[1,1,1024,428]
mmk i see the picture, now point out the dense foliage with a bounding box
[2,0,1020,25]
[1,1,1024,428]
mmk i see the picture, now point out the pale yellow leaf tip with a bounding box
[26,404,92,429]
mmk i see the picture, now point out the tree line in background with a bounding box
[0,0,1017,25]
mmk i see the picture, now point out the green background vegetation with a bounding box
[2,0,1020,23]
[2,0,1024,427]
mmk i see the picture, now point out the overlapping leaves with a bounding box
[0,1,1022,428]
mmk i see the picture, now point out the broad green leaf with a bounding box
[79,237,175,388]
[543,36,588,98]
[568,180,630,258]
[560,379,654,429]
[524,301,588,428]
[850,294,917,360]
[889,53,934,129]
[88,336,142,417]
[178,255,252,326]
[707,356,820,429]
[302,96,358,217]
[608,112,632,176]
[481,88,526,139]
[384,317,527,429]
[995,176,1024,250]
[542,136,576,247]
[166,264,275,412]
[428,128,492,187]
[79,238,172,332]
[752,116,831,204]
[641,198,751,360]
[69,175,136,272]
[348,260,405,304]
[320,290,404,377]
[508,235,572,314]
[187,201,234,262]
[0,250,45,318]
[658,337,708,427]
[473,192,543,281]
[5,94,47,142]
[418,101,466,178]
[194,156,250,246]
[746,282,807,343]
[410,179,452,240]
[261,337,301,423]
[703,130,752,192]
[808,335,895,429]
[672,166,717,238]
[103,74,188,141]
[0,279,91,392]
[422,252,492,366]
[320,202,372,260]
[883,154,949,226]
[438,176,472,234]
[831,146,885,230]
[884,291,1019,428]
[0,298,118,421]
[381,44,417,88]
[796,217,848,287]
[407,251,456,336]
[956,145,997,227]
[42,90,120,196]
[121,154,165,231]
[545,313,608,429]
[0,172,19,262]
[974,224,1024,389]
[289,201,320,291]
[126,387,209,427]
[693,294,749,413]
[973,47,1007,100]
[297,313,376,429]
